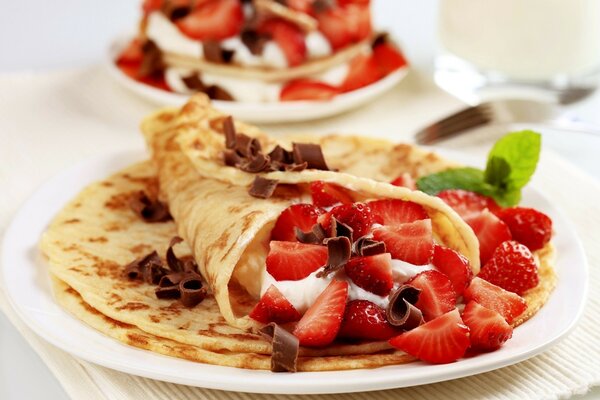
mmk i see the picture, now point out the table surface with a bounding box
[1,1,599,399]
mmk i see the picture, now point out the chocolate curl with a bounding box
[223,116,237,149]
[124,251,168,285]
[316,236,351,278]
[129,191,172,223]
[155,272,183,300]
[179,274,207,307]
[182,74,207,92]
[238,153,271,173]
[249,176,279,199]
[138,40,165,79]
[241,29,271,56]
[353,237,386,257]
[295,223,327,245]
[166,236,185,272]
[292,142,329,171]
[386,285,424,330]
[260,323,299,373]
[330,218,353,243]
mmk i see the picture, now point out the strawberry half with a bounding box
[467,209,512,265]
[345,253,393,296]
[266,241,328,281]
[280,79,339,101]
[117,39,144,64]
[271,204,323,242]
[407,270,456,321]
[259,18,307,67]
[316,4,371,50]
[367,199,428,226]
[249,285,301,324]
[309,181,354,208]
[431,245,473,296]
[437,189,500,220]
[390,173,416,190]
[176,0,243,41]
[340,53,381,92]
[373,42,407,76]
[478,240,539,295]
[496,207,552,251]
[293,280,348,346]
[326,203,374,238]
[338,300,398,341]
[373,219,434,265]
[462,301,513,351]
[389,308,470,364]
[464,277,527,324]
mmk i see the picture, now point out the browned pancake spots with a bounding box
[88,236,108,243]
[107,293,123,305]
[92,259,122,280]
[127,333,149,346]
[165,135,180,151]
[117,302,150,311]
[159,303,183,316]
[157,111,175,122]
[100,181,114,187]
[241,210,263,231]
[62,243,79,252]
[68,266,90,276]
[227,205,245,213]
[208,116,226,133]
[149,315,161,323]
[129,243,152,255]
[191,139,205,150]
[104,191,135,211]
[104,222,124,232]
[207,231,230,253]
[178,321,191,330]
[63,218,80,224]
[73,202,82,208]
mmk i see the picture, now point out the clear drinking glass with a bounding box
[434,0,600,104]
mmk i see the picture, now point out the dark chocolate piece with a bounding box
[155,284,181,300]
[166,236,185,272]
[179,274,207,307]
[259,323,299,373]
[130,191,172,223]
[139,40,165,79]
[249,176,279,199]
[124,251,168,285]
[292,143,329,171]
[241,30,271,56]
[206,85,234,101]
[161,0,191,20]
[238,153,271,173]
[317,236,351,278]
[386,285,424,330]
[223,149,242,167]
[296,223,328,244]
[330,217,353,242]
[372,32,389,49]
[182,74,207,92]
[223,116,237,149]
[284,162,308,172]
[203,41,224,63]
[353,237,386,256]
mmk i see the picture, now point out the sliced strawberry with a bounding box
[343,4,371,42]
[326,203,374,238]
[316,7,351,50]
[431,245,473,296]
[464,277,527,324]
[407,270,456,321]
[117,39,144,64]
[142,0,163,14]
[367,199,428,226]
[437,189,501,220]
[478,240,539,295]
[309,181,354,208]
[280,79,339,101]
[259,18,307,66]
[338,0,370,5]
[373,42,407,76]
[340,53,381,92]
[287,0,315,14]
[467,209,513,265]
[345,253,393,296]
[249,285,301,324]
[496,207,552,251]
[462,301,513,351]
[266,241,328,281]
[390,173,416,190]
[175,0,243,41]
[271,204,323,242]
[338,300,398,341]
[293,280,348,346]
[389,308,470,364]
[373,220,434,265]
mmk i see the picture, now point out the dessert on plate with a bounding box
[114,0,407,102]
[41,95,556,372]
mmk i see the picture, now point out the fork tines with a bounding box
[415,104,493,145]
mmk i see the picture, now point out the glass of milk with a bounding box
[435,0,600,103]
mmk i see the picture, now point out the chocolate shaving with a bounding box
[179,273,207,307]
[223,116,237,149]
[249,176,279,199]
[353,237,386,256]
[295,223,327,245]
[223,149,242,167]
[203,41,226,63]
[330,218,353,242]
[241,30,271,56]
[372,32,390,49]
[130,191,172,223]
[260,323,299,373]
[238,153,271,173]
[138,40,165,79]
[386,285,424,330]
[285,162,308,172]
[317,236,351,278]
[166,236,185,272]
[206,85,234,101]
[124,251,168,285]
[292,143,329,171]
[182,74,207,92]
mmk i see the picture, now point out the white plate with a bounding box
[106,36,408,123]
[0,149,588,395]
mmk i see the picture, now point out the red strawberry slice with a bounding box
[326,203,374,238]
[496,207,552,251]
[340,53,381,92]
[345,253,393,296]
[117,39,144,64]
[259,18,307,66]
[309,181,354,207]
[373,42,407,76]
[467,209,513,265]
[142,0,163,14]
[176,0,243,41]
[266,241,328,281]
[437,189,501,220]
[249,285,301,324]
[373,219,434,265]
[293,280,348,346]
[464,277,527,324]
[478,241,539,295]
[431,245,473,296]
[390,173,416,190]
[407,270,456,321]
[280,79,339,101]
[338,300,398,341]
[271,204,323,242]
[367,199,428,226]
[462,301,513,351]
[316,4,371,50]
[338,0,370,5]
[287,0,315,14]
[389,308,470,364]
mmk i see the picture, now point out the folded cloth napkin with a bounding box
[1,68,599,400]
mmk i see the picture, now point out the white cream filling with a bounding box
[306,31,332,59]
[146,12,203,59]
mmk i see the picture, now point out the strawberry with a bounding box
[142,0,163,14]
[326,203,374,238]
[467,209,512,265]
[344,253,393,296]
[117,39,144,64]
[464,277,527,324]
[496,207,552,251]
[176,0,243,41]
[340,53,381,92]
[266,241,328,281]
[338,0,370,5]
[462,301,513,351]
[373,219,434,265]
[287,0,315,15]
[407,270,456,321]
[293,280,348,346]
[338,300,398,341]
[367,199,428,226]
[259,18,307,66]
[389,308,470,364]
[373,42,407,76]
[249,285,301,324]
[280,79,339,101]
[309,181,354,207]
[431,245,473,296]
[271,204,323,242]
[390,173,416,190]
[317,4,371,50]
[437,189,501,220]
[478,241,539,295]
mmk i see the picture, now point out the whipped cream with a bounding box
[146,12,203,59]
[391,259,434,283]
[306,31,332,59]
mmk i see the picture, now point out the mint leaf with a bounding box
[416,167,497,196]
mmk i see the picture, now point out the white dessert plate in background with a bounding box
[106,36,409,124]
[0,149,587,395]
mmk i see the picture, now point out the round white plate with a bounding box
[106,36,409,124]
[1,149,588,395]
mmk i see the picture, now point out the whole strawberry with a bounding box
[478,241,539,295]
[496,207,552,251]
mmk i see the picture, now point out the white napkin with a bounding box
[1,67,599,400]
